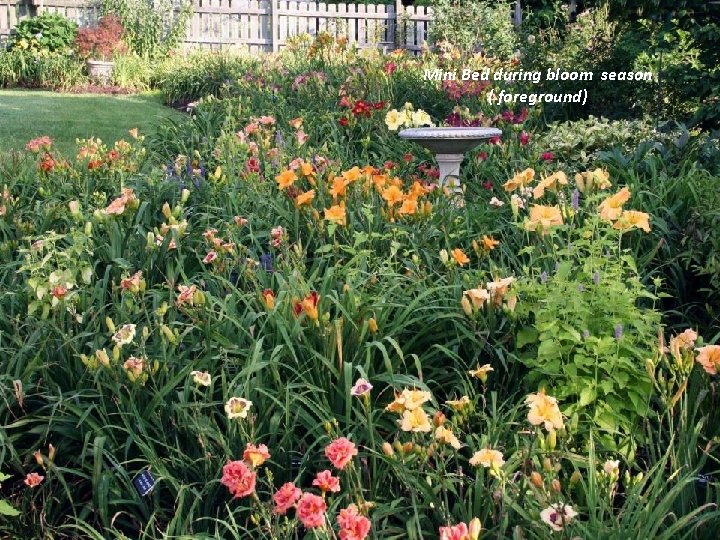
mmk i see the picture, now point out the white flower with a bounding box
[489,197,504,207]
[540,503,578,531]
[225,397,252,420]
[112,324,136,346]
[190,370,212,387]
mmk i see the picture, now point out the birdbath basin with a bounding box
[399,127,502,198]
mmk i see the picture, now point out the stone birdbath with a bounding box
[399,127,502,200]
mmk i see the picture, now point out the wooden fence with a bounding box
[0,0,433,53]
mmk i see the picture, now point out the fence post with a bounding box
[394,0,403,49]
[271,0,279,52]
[513,0,522,28]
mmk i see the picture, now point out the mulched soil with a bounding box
[64,84,136,95]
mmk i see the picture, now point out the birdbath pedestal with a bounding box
[399,127,502,201]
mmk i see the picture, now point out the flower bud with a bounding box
[403,442,414,454]
[85,221,93,236]
[382,442,394,456]
[433,411,446,427]
[529,471,543,488]
[34,450,43,467]
[439,249,449,264]
[112,345,120,361]
[368,317,378,334]
[162,202,172,219]
[48,444,56,462]
[552,478,562,493]
[570,470,582,485]
[105,316,116,334]
[394,440,404,454]
[469,518,482,540]
[548,429,557,450]
[461,296,473,317]
[181,189,190,203]
[543,457,553,472]
[96,348,110,367]
[69,200,80,216]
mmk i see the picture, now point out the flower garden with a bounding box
[1,2,720,539]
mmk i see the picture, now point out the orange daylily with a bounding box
[275,169,297,190]
[324,203,347,226]
[295,189,316,207]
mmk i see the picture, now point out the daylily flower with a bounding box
[190,370,211,386]
[351,378,373,396]
[225,397,253,419]
[526,390,564,431]
[400,407,432,432]
[295,189,315,207]
[325,437,357,470]
[540,503,578,531]
[312,470,341,493]
[576,168,611,192]
[324,203,347,226]
[382,185,404,206]
[598,187,631,221]
[533,171,568,199]
[503,168,535,192]
[696,345,720,375]
[613,210,651,232]
[470,448,505,469]
[24,472,44,488]
[525,205,563,232]
[221,460,256,498]
[112,324,136,346]
[273,482,302,515]
[243,443,270,467]
[451,248,470,266]
[275,169,298,190]
[481,235,500,251]
[468,364,493,383]
[435,425,462,449]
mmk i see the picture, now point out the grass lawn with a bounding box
[0,90,182,156]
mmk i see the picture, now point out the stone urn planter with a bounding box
[86,59,115,86]
[399,127,502,201]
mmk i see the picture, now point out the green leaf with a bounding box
[516,327,539,348]
[578,385,597,407]
[0,500,19,517]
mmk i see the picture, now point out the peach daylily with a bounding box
[503,168,535,192]
[469,448,505,469]
[533,171,568,199]
[525,390,564,432]
[598,187,631,221]
[613,210,650,232]
[525,205,563,232]
[400,407,432,432]
[696,345,720,375]
[243,443,271,467]
[435,425,462,449]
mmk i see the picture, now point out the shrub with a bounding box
[7,13,78,55]
[74,15,126,61]
[429,0,518,59]
[102,0,193,59]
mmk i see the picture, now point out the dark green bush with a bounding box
[7,13,78,55]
